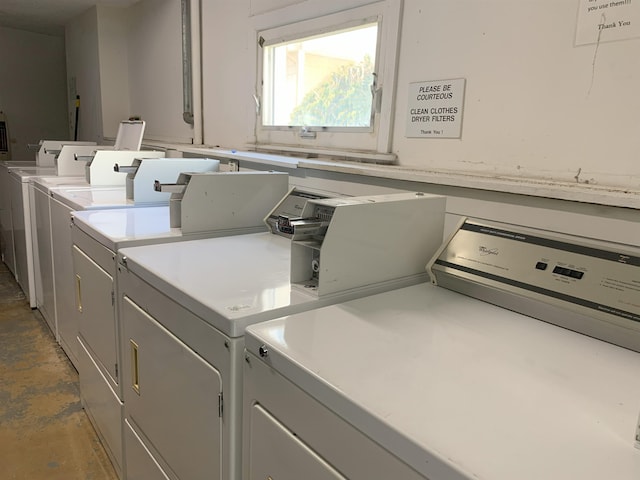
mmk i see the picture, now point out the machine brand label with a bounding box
[462,222,640,266]
[478,246,499,256]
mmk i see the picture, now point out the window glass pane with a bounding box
[262,22,378,128]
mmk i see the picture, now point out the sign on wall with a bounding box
[576,0,640,45]
[405,78,466,139]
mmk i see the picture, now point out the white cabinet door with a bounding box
[77,337,123,478]
[122,296,223,480]
[249,404,347,480]
[124,419,171,480]
[0,166,14,273]
[50,199,78,366]
[32,185,55,333]
[9,175,27,291]
[73,245,117,383]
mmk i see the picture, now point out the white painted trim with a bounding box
[140,141,640,210]
[252,0,403,154]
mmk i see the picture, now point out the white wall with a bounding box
[127,0,193,143]
[97,6,131,140]
[201,0,254,149]
[200,0,640,191]
[66,1,191,144]
[66,8,104,142]
[392,0,640,188]
[64,0,639,194]
[0,27,68,160]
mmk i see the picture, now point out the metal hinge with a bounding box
[111,289,115,306]
[218,393,224,418]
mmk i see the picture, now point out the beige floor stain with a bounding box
[0,263,118,480]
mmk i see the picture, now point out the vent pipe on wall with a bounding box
[181,0,194,126]
[181,0,203,144]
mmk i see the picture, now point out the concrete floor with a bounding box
[0,261,118,479]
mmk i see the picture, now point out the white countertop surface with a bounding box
[9,166,57,181]
[51,186,131,211]
[119,233,302,337]
[71,203,272,252]
[118,233,417,337]
[71,207,178,251]
[0,161,37,169]
[31,175,88,193]
[245,282,640,480]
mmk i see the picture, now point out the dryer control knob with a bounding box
[258,345,269,358]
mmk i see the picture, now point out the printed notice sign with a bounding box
[576,0,640,45]
[406,78,465,138]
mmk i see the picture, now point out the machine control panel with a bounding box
[429,219,640,352]
[551,265,584,279]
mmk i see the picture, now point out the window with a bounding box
[254,1,402,161]
[262,22,378,129]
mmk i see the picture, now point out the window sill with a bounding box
[297,158,640,210]
[143,142,640,210]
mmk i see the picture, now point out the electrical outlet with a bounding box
[228,160,239,172]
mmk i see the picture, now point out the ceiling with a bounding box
[0,0,137,37]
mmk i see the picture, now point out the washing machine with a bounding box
[28,145,137,323]
[115,191,445,480]
[4,119,153,308]
[31,175,100,331]
[30,156,220,335]
[69,171,289,478]
[6,156,164,308]
[0,140,96,272]
[7,166,58,304]
[0,139,96,271]
[243,218,640,480]
[1,161,37,274]
[39,157,219,368]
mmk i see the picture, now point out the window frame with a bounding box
[252,1,402,159]
[260,19,380,131]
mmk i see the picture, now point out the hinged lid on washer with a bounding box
[113,120,146,150]
[428,218,640,352]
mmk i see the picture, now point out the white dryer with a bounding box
[1,161,37,275]
[7,166,57,305]
[69,171,288,478]
[4,119,157,309]
[115,192,446,480]
[41,157,219,367]
[243,218,640,480]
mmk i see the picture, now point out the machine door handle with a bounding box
[130,340,140,395]
[75,274,83,313]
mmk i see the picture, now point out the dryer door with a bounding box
[122,296,224,480]
[73,244,116,383]
[249,403,347,480]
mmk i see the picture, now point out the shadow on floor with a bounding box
[0,262,118,480]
